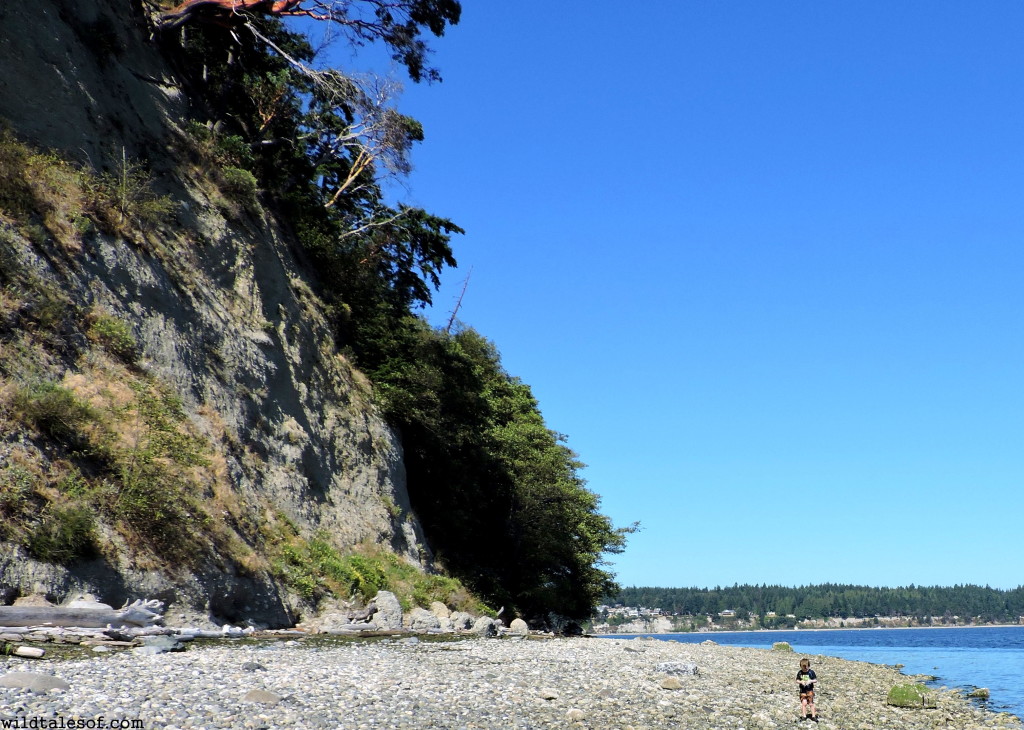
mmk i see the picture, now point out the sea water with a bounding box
[601,625,1024,718]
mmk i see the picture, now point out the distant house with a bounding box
[718,610,736,617]
[765,611,777,617]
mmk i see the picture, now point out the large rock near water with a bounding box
[449,611,473,631]
[471,616,498,637]
[373,591,404,630]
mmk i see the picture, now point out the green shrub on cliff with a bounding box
[26,504,99,564]
[13,382,99,446]
[87,312,138,363]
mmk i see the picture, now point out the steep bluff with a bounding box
[0,0,430,625]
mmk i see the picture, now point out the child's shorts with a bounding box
[800,690,815,701]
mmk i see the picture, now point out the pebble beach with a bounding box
[1,635,1021,730]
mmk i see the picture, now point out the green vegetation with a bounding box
[772,642,794,652]
[1,2,633,625]
[159,10,633,625]
[12,382,99,446]
[267,517,486,613]
[93,149,177,234]
[886,684,937,708]
[26,505,99,564]
[0,127,174,249]
[369,323,635,623]
[612,584,1024,624]
[86,311,138,363]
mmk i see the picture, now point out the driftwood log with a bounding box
[0,599,164,628]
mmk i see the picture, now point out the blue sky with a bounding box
[318,2,1024,590]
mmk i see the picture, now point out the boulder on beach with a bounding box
[406,607,441,631]
[471,616,498,637]
[373,591,404,630]
[449,611,474,631]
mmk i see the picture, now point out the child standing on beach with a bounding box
[797,658,818,722]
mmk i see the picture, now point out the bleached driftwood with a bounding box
[0,599,165,628]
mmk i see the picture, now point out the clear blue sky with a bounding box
[318,2,1024,590]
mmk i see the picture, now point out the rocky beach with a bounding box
[2,635,1021,730]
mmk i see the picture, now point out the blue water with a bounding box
[600,626,1024,718]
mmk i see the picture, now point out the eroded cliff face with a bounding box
[0,0,429,625]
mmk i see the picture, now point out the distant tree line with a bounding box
[612,584,1024,623]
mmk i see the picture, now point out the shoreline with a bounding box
[2,636,1020,729]
[601,622,1024,636]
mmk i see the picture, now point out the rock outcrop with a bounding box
[0,0,430,626]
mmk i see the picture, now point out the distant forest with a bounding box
[612,584,1024,623]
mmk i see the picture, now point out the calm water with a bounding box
[601,626,1024,718]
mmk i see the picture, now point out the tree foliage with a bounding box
[158,10,632,624]
[363,319,635,623]
[613,584,1024,624]
[157,0,461,82]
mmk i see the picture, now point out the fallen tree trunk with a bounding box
[0,600,164,628]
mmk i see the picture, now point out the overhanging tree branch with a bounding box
[157,0,461,82]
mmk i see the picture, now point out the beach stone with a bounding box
[373,591,403,629]
[11,646,45,659]
[406,607,441,631]
[660,677,684,690]
[242,689,284,705]
[968,687,990,699]
[135,635,186,655]
[429,601,450,619]
[0,672,70,692]
[655,661,699,676]
[539,688,559,700]
[241,662,266,672]
[471,616,498,637]
[566,709,585,721]
[509,618,529,635]
[449,611,474,630]
[317,611,351,633]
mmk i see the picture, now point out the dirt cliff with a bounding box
[0,0,430,626]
